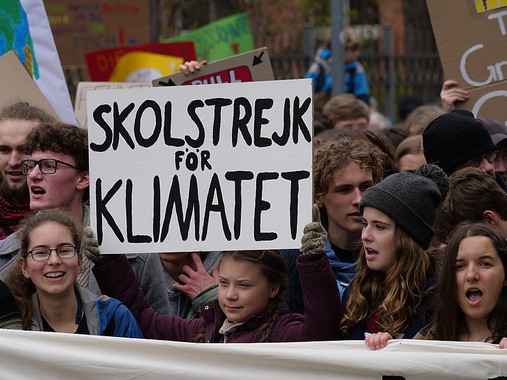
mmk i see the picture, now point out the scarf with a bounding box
[0,191,30,240]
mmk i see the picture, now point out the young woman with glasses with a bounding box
[3,208,143,337]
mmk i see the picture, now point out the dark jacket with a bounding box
[92,253,341,343]
[341,276,436,340]
[280,238,356,314]
[0,280,21,329]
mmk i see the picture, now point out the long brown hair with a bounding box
[340,224,434,337]
[431,222,507,343]
[4,209,81,330]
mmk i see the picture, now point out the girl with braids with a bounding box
[83,206,340,343]
[338,164,449,345]
[368,222,507,349]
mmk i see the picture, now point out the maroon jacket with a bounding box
[92,253,341,343]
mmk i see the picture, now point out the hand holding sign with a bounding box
[180,60,207,75]
[300,205,327,256]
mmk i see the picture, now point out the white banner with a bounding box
[0,330,506,379]
[87,79,313,254]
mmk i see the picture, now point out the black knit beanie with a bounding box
[359,164,449,250]
[422,109,497,175]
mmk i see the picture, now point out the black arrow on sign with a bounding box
[157,78,176,86]
[252,51,265,66]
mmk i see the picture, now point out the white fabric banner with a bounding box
[0,330,506,379]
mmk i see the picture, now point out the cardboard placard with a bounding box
[426,0,507,124]
[45,0,151,66]
[74,82,152,128]
[87,79,313,254]
[0,51,58,120]
[85,42,197,81]
[152,47,274,87]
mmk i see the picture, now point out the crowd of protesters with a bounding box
[0,27,506,352]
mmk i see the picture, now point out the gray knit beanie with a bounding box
[359,164,449,249]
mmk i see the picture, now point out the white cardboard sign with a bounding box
[87,79,313,254]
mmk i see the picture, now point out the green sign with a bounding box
[165,12,254,62]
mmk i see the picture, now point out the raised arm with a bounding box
[295,205,342,340]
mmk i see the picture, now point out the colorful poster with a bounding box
[165,13,254,62]
[474,0,507,12]
[44,0,151,67]
[108,52,183,82]
[0,0,39,78]
[0,0,76,124]
[85,41,196,81]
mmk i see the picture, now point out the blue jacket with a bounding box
[324,238,357,303]
[31,286,143,338]
[305,47,370,105]
[0,205,170,315]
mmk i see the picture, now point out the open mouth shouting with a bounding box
[30,186,46,196]
[466,288,483,305]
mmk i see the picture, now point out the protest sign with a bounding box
[153,47,274,87]
[1,0,76,124]
[475,0,507,12]
[108,52,183,83]
[0,51,58,119]
[85,42,197,81]
[74,82,152,128]
[45,0,150,67]
[164,13,254,62]
[87,79,313,254]
[427,0,507,125]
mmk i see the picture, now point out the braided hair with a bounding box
[212,250,288,343]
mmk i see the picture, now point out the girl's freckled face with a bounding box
[217,257,279,323]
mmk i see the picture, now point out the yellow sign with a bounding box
[475,0,507,12]
[109,52,183,82]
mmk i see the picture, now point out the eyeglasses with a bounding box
[27,245,77,261]
[464,151,497,168]
[21,159,77,175]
